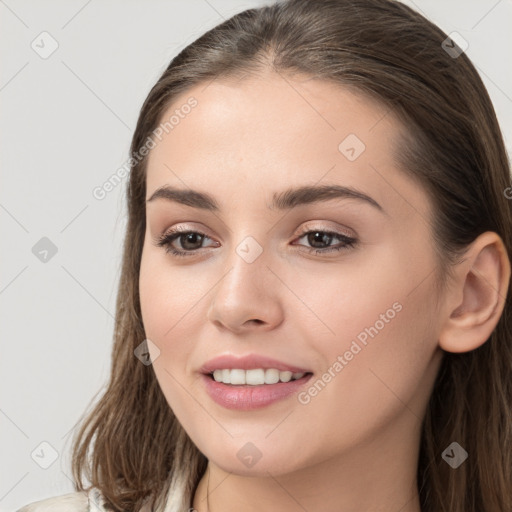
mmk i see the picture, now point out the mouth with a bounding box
[208,368,312,385]
[201,369,313,410]
[199,354,313,410]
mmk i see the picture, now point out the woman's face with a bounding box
[139,73,445,477]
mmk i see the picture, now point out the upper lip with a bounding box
[199,354,311,374]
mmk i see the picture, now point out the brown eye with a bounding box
[294,229,357,254]
[154,229,219,257]
[176,232,205,251]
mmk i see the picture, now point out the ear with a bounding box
[439,231,511,354]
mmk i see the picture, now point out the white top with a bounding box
[16,485,177,511]
[16,487,115,512]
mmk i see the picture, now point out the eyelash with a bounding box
[154,225,357,258]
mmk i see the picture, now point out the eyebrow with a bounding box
[146,184,385,213]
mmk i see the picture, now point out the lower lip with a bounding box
[201,373,313,410]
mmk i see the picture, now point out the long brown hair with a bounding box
[71,1,512,510]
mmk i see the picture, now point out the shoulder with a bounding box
[16,488,108,512]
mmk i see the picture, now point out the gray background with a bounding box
[1,1,511,510]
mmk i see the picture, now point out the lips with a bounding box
[199,354,311,375]
[201,372,313,410]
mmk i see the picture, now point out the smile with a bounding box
[211,368,306,385]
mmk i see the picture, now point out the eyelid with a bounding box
[297,220,356,239]
[154,221,358,259]
[152,224,216,247]
[156,221,355,243]
[155,223,214,239]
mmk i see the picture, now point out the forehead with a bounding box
[150,73,395,164]
[145,73,429,221]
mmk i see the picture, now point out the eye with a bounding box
[292,229,357,255]
[153,226,219,258]
[153,226,357,258]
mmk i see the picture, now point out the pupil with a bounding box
[182,233,203,250]
[308,231,332,248]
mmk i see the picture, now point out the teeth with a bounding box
[212,368,306,385]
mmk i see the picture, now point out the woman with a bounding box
[18,0,512,511]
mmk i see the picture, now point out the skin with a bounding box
[139,71,510,512]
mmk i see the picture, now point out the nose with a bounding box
[206,245,284,334]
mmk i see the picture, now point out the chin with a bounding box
[202,441,311,477]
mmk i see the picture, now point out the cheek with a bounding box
[287,240,430,351]
[292,245,439,441]
[139,250,198,370]
[139,247,206,342]
[285,297,437,472]
[292,239,438,381]
[139,251,203,419]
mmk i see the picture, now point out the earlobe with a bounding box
[439,231,511,354]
